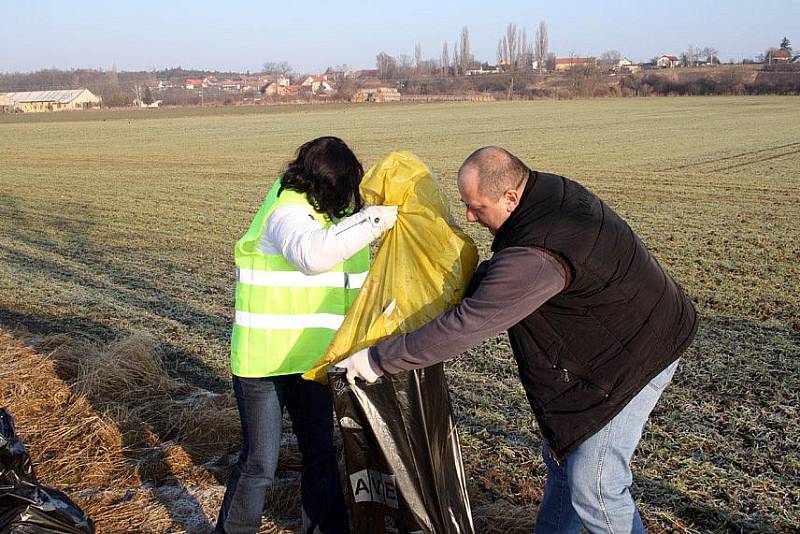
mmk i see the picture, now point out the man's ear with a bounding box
[503,188,521,212]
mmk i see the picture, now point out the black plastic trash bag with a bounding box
[329,366,474,534]
[0,408,95,534]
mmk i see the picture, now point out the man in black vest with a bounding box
[336,146,698,533]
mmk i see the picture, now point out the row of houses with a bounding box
[552,54,733,71]
[0,76,398,112]
[262,74,338,97]
[172,70,381,97]
[145,75,267,91]
[552,55,708,72]
[469,53,794,73]
[0,89,101,113]
[547,56,639,72]
[461,56,640,74]
[158,73,334,97]
[260,75,399,101]
[653,52,799,68]
[179,75,274,91]
[145,70,397,101]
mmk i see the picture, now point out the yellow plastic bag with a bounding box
[303,151,478,383]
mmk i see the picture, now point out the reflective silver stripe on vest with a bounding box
[237,268,368,289]
[235,310,345,330]
[347,271,368,289]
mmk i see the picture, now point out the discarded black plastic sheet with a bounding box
[0,408,95,534]
[329,365,474,534]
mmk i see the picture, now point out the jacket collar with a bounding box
[491,170,546,252]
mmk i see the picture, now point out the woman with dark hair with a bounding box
[216,137,397,534]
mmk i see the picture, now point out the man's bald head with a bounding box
[458,146,530,200]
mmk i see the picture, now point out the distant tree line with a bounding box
[2,32,797,106]
[376,21,551,82]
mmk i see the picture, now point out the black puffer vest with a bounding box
[492,171,698,455]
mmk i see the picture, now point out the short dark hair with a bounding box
[460,146,530,199]
[279,136,364,220]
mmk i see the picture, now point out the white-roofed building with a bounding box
[1,89,101,112]
[656,55,681,69]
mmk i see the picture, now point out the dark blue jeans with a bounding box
[215,374,350,534]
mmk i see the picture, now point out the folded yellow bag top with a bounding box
[303,150,478,383]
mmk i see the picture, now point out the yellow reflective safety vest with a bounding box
[231,179,370,377]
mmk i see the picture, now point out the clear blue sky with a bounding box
[1,0,797,73]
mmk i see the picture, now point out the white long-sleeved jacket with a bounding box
[258,205,384,275]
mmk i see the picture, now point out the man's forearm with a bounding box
[368,246,567,375]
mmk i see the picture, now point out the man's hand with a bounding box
[334,348,380,385]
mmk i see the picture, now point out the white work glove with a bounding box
[362,205,398,239]
[334,348,381,385]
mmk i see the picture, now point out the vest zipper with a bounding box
[550,350,609,396]
[563,365,610,397]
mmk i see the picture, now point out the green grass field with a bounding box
[1,97,799,532]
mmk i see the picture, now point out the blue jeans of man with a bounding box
[533,359,679,534]
[215,374,350,534]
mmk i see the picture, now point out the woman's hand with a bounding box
[363,205,398,236]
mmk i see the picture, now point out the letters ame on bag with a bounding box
[349,468,398,508]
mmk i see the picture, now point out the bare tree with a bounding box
[376,52,397,80]
[451,37,461,76]
[701,47,719,65]
[599,50,622,71]
[498,23,521,98]
[324,65,350,84]
[107,64,120,92]
[335,78,358,101]
[459,26,471,74]
[501,23,520,70]
[519,27,532,71]
[535,21,549,72]
[414,43,422,74]
[545,52,556,72]
[496,40,504,67]
[417,59,436,77]
[526,33,534,70]
[262,61,293,76]
[682,46,699,67]
[398,54,414,77]
[441,41,450,76]
[600,50,622,61]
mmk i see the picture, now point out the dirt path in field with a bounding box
[658,141,800,173]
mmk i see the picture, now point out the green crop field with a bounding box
[1,97,799,532]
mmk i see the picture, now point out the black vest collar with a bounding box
[491,170,550,252]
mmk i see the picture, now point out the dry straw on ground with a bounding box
[472,500,534,533]
[1,325,548,534]
[0,329,297,533]
[1,327,549,534]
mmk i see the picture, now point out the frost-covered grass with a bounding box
[1,97,798,532]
